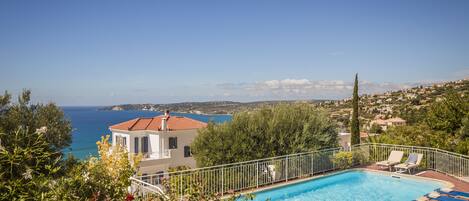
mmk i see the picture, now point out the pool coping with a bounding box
[228,168,454,199]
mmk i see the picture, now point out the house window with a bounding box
[134,137,139,153]
[169,137,177,149]
[142,136,149,153]
[116,136,127,148]
[184,146,192,157]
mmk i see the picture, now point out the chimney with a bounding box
[161,110,170,131]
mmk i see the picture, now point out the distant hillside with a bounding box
[321,78,469,130]
[101,100,327,114]
[101,78,469,120]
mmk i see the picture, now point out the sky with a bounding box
[0,0,468,106]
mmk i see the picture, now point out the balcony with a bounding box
[137,149,172,161]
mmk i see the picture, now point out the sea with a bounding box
[62,106,232,159]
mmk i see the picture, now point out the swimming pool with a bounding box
[248,170,446,201]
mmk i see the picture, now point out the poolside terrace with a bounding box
[130,143,469,199]
[364,164,469,192]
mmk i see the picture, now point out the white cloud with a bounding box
[217,78,426,100]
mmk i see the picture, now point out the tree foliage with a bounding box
[0,90,141,201]
[48,135,140,201]
[351,73,360,145]
[192,103,338,167]
[425,91,469,134]
[0,128,62,200]
[372,92,469,154]
[0,90,72,152]
[370,124,451,149]
[369,123,383,134]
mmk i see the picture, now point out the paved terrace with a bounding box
[364,164,469,192]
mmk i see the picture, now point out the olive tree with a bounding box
[192,103,339,167]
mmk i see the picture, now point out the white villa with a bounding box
[109,111,207,175]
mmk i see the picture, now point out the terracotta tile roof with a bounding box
[109,115,207,132]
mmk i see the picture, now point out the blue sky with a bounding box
[0,0,468,106]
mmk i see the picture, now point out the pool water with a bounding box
[249,170,444,201]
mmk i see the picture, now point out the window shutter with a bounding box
[184,146,191,157]
[134,137,139,153]
[141,136,149,153]
[169,137,177,149]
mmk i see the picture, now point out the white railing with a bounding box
[130,143,469,199]
[352,143,469,178]
[132,147,343,198]
[134,149,172,160]
[130,177,167,199]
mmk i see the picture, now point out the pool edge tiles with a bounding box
[238,169,453,201]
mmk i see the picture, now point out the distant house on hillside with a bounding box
[338,132,378,150]
[369,117,406,131]
[109,111,207,175]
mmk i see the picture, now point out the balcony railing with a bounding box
[133,149,172,160]
[130,143,469,199]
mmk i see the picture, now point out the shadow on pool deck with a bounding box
[363,164,469,192]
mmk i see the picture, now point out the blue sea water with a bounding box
[249,170,444,201]
[62,106,231,159]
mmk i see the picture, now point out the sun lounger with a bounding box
[433,196,467,201]
[437,188,469,200]
[376,151,404,171]
[394,153,423,174]
[417,192,467,201]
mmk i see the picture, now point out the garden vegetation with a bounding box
[0,90,139,201]
[371,91,469,154]
[192,103,339,167]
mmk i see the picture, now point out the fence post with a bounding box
[311,153,314,175]
[221,167,224,196]
[286,155,289,182]
[332,150,336,170]
[179,174,183,201]
[460,155,462,177]
[256,161,259,188]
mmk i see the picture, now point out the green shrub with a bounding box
[352,149,369,165]
[332,150,369,169]
[332,152,353,169]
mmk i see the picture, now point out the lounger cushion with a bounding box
[394,163,418,169]
[376,151,404,167]
[407,153,418,165]
[376,161,399,166]
[428,192,441,198]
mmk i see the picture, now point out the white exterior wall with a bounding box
[149,134,159,157]
[112,130,168,157]
[110,128,199,174]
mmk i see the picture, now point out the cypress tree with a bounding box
[351,73,360,145]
